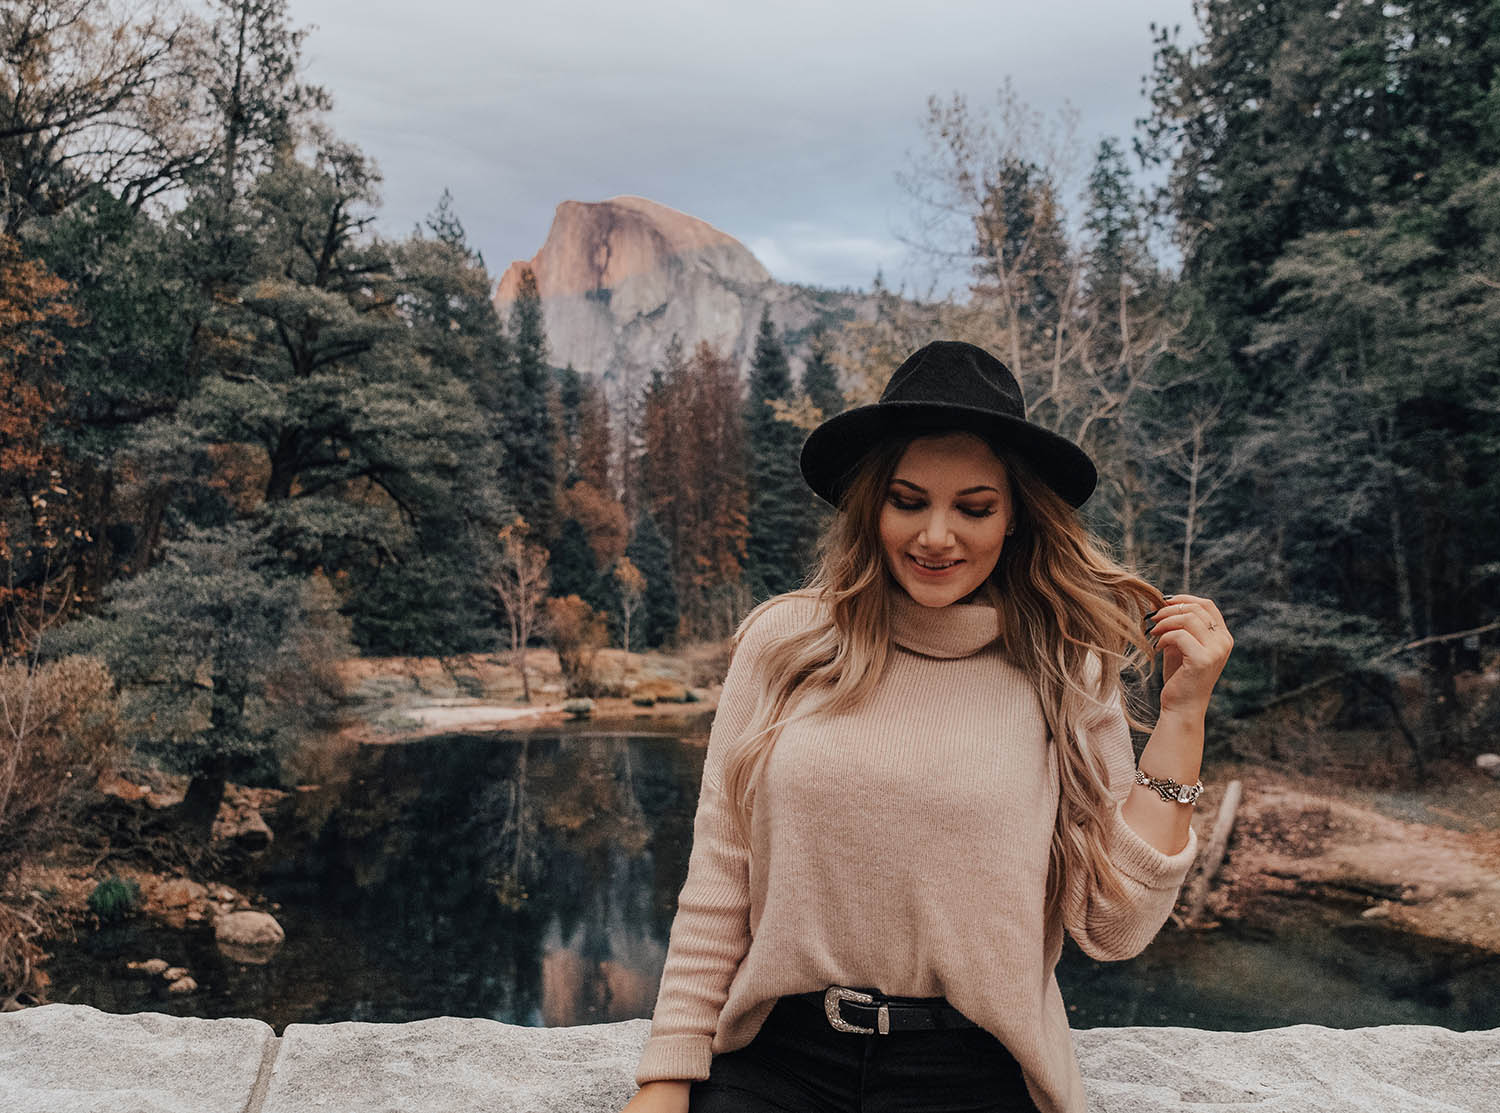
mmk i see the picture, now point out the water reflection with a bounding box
[39,727,1500,1033]
[252,731,705,1029]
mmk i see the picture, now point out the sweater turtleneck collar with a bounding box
[888,587,1002,659]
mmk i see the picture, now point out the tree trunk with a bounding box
[1390,506,1416,641]
[179,763,227,839]
[1183,779,1242,926]
[1180,424,1202,594]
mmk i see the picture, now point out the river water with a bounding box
[41,729,1500,1034]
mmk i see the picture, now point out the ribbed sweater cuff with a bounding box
[634,1034,714,1086]
[1105,801,1199,888]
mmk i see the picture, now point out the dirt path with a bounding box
[1192,761,1500,953]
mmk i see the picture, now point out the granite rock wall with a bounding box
[3,1004,1496,1112]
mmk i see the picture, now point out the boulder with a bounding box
[214,910,285,947]
[2,1006,1499,1113]
[1475,753,1500,779]
[154,879,207,910]
[212,794,274,852]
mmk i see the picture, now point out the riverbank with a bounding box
[8,752,1495,1021]
[330,644,720,744]
[1185,759,1500,953]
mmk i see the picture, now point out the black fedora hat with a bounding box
[799,340,1097,508]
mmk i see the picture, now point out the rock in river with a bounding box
[214,910,285,948]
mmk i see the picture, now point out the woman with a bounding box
[621,340,1233,1113]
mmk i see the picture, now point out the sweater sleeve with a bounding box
[633,598,794,1085]
[1060,674,1199,962]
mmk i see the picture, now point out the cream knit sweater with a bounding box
[634,589,1199,1113]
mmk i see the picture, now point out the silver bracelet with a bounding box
[1134,768,1204,805]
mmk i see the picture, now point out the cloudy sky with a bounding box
[290,0,1199,294]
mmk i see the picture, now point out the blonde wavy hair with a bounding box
[721,431,1166,926]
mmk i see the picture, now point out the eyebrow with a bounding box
[890,478,1001,496]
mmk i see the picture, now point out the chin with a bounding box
[900,575,985,607]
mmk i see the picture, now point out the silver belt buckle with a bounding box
[823,986,890,1035]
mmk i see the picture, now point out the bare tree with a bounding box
[613,556,645,658]
[0,0,211,231]
[871,82,1211,582]
[488,518,549,703]
[1149,402,1247,593]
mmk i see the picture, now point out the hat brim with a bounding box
[799,401,1098,509]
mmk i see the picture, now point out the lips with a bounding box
[908,554,963,575]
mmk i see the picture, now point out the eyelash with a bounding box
[886,495,996,519]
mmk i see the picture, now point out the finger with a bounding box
[1162,593,1226,625]
[1149,610,1219,640]
[1153,601,1231,638]
[1151,627,1216,661]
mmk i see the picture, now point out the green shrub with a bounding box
[87,876,142,922]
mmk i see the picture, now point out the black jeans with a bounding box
[688,993,1041,1113]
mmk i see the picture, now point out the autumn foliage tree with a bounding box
[613,556,645,657]
[641,339,749,642]
[0,235,84,650]
[544,594,607,698]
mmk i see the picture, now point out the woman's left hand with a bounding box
[1148,593,1234,717]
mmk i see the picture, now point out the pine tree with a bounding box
[1136,0,1500,752]
[500,266,558,543]
[128,139,508,655]
[577,376,613,493]
[626,510,678,649]
[548,516,609,613]
[743,309,810,601]
[38,517,307,835]
[800,331,844,420]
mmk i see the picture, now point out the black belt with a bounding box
[794,985,979,1035]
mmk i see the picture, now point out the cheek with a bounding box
[877,508,903,560]
[974,520,1009,561]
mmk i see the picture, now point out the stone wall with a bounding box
[2,1004,1496,1112]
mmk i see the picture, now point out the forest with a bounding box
[2,0,1498,1006]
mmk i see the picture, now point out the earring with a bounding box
[1005,525,1015,535]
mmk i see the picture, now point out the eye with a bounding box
[885,494,996,519]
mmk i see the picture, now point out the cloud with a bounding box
[293,0,1198,291]
[746,229,906,291]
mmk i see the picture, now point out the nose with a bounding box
[917,507,955,550]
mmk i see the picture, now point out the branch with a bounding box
[1243,618,1500,715]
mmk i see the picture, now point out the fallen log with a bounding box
[1183,778,1243,926]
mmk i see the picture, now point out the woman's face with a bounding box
[878,432,1014,607]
